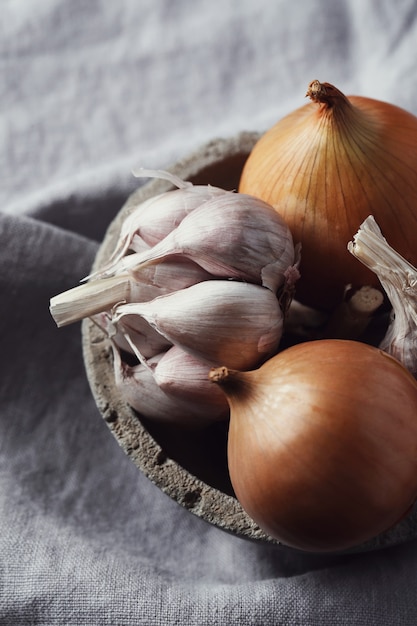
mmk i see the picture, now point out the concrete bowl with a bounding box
[82,132,417,553]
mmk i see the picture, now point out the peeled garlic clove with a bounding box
[348,215,417,376]
[153,345,229,417]
[112,347,222,426]
[112,280,283,370]
[123,193,296,292]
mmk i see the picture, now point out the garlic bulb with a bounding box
[50,172,297,425]
[348,215,417,377]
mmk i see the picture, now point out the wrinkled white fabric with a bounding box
[2,1,417,624]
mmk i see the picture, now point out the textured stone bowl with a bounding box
[82,132,417,553]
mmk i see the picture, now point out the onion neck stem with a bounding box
[306,80,351,108]
[209,366,252,402]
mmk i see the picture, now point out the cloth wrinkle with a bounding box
[2,1,417,624]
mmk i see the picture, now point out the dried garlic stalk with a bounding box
[348,215,417,377]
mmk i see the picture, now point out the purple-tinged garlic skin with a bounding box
[50,171,299,425]
[112,280,284,371]
[112,348,227,426]
[122,192,296,292]
[89,183,227,279]
[153,345,229,415]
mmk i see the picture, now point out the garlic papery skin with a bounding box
[94,311,172,359]
[90,174,227,278]
[112,348,224,426]
[112,280,283,370]
[239,80,417,310]
[348,215,417,377]
[109,254,213,289]
[210,340,417,552]
[118,192,297,293]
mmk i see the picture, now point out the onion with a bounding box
[239,80,417,310]
[210,339,417,552]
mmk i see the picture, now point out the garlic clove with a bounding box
[348,215,417,376]
[124,184,226,246]
[153,345,229,416]
[84,234,151,282]
[91,177,227,279]
[112,346,224,426]
[112,280,284,370]
[117,192,296,292]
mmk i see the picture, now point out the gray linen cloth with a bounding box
[2,1,417,624]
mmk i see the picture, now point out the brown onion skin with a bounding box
[216,340,417,552]
[239,82,417,310]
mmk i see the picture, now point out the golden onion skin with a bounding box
[239,82,417,310]
[219,340,417,552]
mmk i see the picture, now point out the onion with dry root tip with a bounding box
[239,80,417,310]
[210,339,417,552]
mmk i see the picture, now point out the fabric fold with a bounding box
[2,0,417,623]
